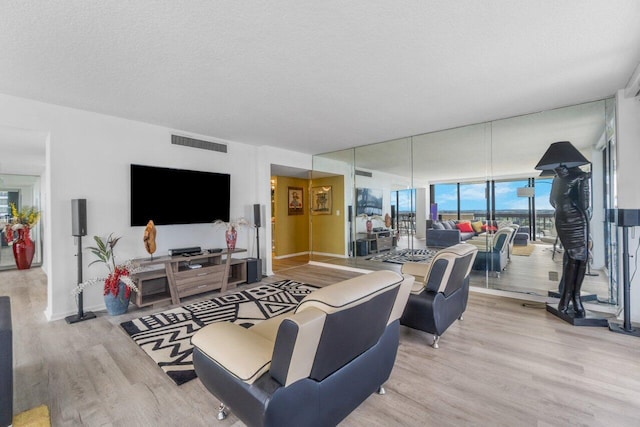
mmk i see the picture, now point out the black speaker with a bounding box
[253,204,261,228]
[355,240,368,256]
[246,258,262,283]
[348,205,353,221]
[390,205,396,228]
[617,208,640,227]
[71,199,87,236]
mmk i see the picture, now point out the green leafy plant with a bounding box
[74,233,139,299]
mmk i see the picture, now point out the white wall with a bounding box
[615,91,640,322]
[0,93,311,320]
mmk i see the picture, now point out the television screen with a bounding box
[130,164,230,226]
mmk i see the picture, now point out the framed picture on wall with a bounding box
[356,188,383,216]
[288,187,304,215]
[311,186,332,215]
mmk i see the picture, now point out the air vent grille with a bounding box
[355,169,372,177]
[171,135,227,153]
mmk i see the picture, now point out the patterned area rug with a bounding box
[120,279,318,385]
[366,248,439,264]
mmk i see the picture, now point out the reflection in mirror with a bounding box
[353,138,412,267]
[0,174,43,270]
[487,100,609,300]
[312,99,615,306]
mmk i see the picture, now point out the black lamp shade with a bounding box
[539,169,556,177]
[535,141,589,170]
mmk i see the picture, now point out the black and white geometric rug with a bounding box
[120,279,318,385]
[366,248,439,265]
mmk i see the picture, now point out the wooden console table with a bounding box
[131,249,247,308]
[357,230,395,254]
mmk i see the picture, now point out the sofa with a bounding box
[0,297,12,427]
[426,219,498,247]
[191,270,414,427]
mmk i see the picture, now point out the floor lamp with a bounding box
[608,208,640,337]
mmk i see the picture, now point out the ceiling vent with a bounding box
[171,135,227,153]
[355,169,373,177]
[625,62,640,98]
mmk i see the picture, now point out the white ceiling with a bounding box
[1,1,639,159]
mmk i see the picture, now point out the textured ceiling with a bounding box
[1,1,640,158]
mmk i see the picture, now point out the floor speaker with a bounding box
[246,258,262,283]
[253,204,261,228]
[71,199,87,236]
[354,240,368,257]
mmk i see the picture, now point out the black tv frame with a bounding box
[130,164,230,226]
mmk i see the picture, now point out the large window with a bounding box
[494,179,530,226]
[433,178,554,237]
[391,189,416,237]
[459,182,487,220]
[0,191,9,221]
[432,184,458,219]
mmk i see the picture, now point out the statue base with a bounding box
[545,304,608,327]
[547,290,598,302]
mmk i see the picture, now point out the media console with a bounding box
[131,248,247,307]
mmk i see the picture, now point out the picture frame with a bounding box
[288,187,304,215]
[356,188,383,216]
[311,186,332,215]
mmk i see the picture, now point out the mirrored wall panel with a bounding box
[312,99,614,304]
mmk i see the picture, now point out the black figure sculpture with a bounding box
[549,165,590,317]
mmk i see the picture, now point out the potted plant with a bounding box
[74,233,140,315]
[1,202,41,269]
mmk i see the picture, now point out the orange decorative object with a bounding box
[143,220,157,256]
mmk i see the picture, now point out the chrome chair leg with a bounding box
[432,335,440,349]
[217,403,228,421]
[458,314,464,321]
[377,386,386,395]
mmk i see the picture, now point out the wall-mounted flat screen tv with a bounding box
[130,164,230,226]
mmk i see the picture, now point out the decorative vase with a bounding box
[225,228,238,251]
[366,219,373,233]
[104,281,131,315]
[12,228,35,270]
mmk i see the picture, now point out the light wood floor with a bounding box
[3,265,639,426]
[276,238,611,304]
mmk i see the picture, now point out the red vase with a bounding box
[13,228,35,270]
[225,229,237,251]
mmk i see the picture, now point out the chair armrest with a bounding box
[401,262,429,282]
[192,321,274,384]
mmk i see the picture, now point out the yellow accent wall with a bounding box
[272,174,345,258]
[310,175,345,255]
[273,176,310,257]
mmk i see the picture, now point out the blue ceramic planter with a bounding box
[104,281,131,315]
